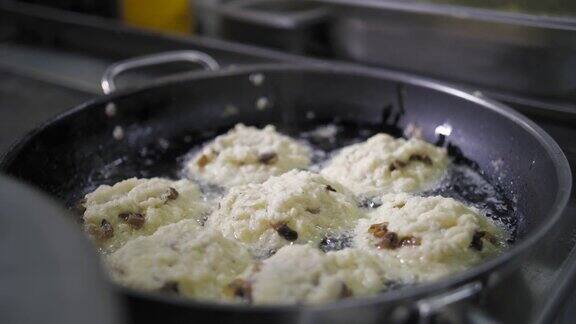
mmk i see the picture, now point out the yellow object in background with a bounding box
[121,0,193,35]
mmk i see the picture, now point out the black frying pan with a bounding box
[0,51,571,324]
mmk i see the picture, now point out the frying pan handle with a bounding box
[416,281,500,324]
[101,50,220,94]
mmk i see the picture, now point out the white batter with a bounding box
[321,133,449,197]
[354,193,505,282]
[208,170,362,256]
[82,177,208,253]
[187,124,311,187]
[238,245,385,304]
[87,126,510,306]
[107,219,253,301]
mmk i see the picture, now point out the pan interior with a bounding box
[176,120,519,246]
[0,67,565,303]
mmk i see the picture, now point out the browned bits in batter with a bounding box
[376,232,401,250]
[272,222,298,241]
[389,154,433,172]
[86,223,98,236]
[99,219,114,240]
[339,283,353,299]
[485,232,499,245]
[159,281,180,294]
[370,223,420,249]
[400,236,421,247]
[368,222,389,238]
[470,230,498,250]
[258,152,278,164]
[196,154,210,168]
[165,187,179,201]
[118,212,145,230]
[325,184,337,192]
[389,161,407,172]
[225,279,252,302]
[470,230,487,251]
[127,213,145,229]
[393,202,406,209]
[111,265,126,276]
[409,154,433,165]
[305,207,320,214]
[75,198,87,213]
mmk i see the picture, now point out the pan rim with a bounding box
[1,63,571,312]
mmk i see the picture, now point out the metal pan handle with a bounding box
[416,281,500,324]
[101,50,220,94]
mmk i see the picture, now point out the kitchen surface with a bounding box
[1,1,576,323]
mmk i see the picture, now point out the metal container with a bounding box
[315,0,576,98]
[215,0,330,54]
[193,0,235,37]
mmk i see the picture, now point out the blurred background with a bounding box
[14,0,576,55]
[3,0,576,152]
[16,0,576,37]
[1,1,576,323]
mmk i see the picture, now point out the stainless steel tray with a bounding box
[315,0,576,98]
[215,0,330,54]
